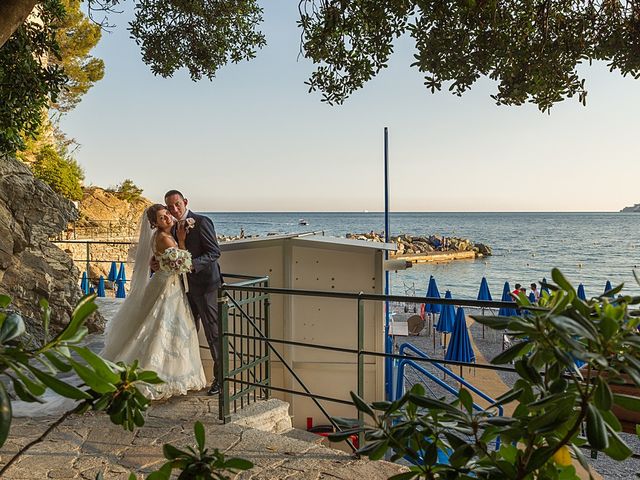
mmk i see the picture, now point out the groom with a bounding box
[164,189,223,396]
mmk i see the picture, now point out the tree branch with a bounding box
[0,0,38,48]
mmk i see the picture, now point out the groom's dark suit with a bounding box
[175,211,223,384]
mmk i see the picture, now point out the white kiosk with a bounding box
[203,233,396,431]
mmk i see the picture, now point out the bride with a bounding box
[101,204,207,399]
[12,204,206,417]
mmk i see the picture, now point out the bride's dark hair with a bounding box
[146,204,167,229]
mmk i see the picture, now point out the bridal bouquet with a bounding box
[158,247,192,274]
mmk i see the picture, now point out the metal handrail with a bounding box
[223,284,527,311]
[219,282,526,455]
[398,343,503,413]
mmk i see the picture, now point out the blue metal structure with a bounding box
[384,127,392,399]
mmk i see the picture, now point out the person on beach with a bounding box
[162,190,224,396]
[530,283,540,302]
[512,283,522,297]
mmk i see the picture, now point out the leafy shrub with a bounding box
[332,268,640,479]
[111,179,144,202]
[31,144,84,200]
[0,294,161,475]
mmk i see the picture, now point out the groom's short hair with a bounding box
[164,189,185,200]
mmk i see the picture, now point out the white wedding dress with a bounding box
[101,230,207,400]
[12,213,206,417]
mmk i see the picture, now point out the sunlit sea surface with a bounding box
[201,212,640,299]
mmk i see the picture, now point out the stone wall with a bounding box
[0,155,104,339]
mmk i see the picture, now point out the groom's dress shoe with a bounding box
[207,382,221,396]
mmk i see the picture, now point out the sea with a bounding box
[201,211,640,300]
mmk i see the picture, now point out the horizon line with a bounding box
[193,210,624,214]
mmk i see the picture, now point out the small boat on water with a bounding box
[298,218,309,226]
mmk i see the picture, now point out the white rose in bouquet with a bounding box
[159,247,192,274]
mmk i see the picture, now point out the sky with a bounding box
[61,2,640,212]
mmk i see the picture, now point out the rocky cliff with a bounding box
[72,186,152,238]
[0,155,103,339]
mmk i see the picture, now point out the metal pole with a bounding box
[383,127,391,399]
[357,296,365,449]
[85,242,90,284]
[219,296,231,422]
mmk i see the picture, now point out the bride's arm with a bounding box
[155,233,177,254]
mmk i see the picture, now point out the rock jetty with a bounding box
[345,232,492,259]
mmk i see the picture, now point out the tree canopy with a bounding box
[1,0,640,153]
[0,0,104,154]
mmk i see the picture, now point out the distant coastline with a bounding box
[620,204,640,213]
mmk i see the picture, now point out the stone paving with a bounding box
[0,395,406,479]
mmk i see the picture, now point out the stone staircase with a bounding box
[0,393,406,479]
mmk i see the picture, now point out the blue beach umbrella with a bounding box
[445,307,476,376]
[80,271,89,294]
[115,279,126,299]
[97,276,106,297]
[117,262,126,283]
[89,287,95,294]
[425,276,442,314]
[477,277,493,338]
[435,291,456,350]
[477,277,492,302]
[107,261,117,283]
[498,282,518,317]
[604,280,613,296]
[577,284,587,301]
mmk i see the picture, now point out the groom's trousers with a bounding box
[188,289,221,383]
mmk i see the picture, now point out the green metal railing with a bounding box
[52,239,135,285]
[218,274,271,422]
[218,283,524,452]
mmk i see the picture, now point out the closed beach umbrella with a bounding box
[498,282,517,317]
[107,261,117,283]
[80,271,89,294]
[425,276,442,314]
[97,276,106,297]
[477,277,492,338]
[436,291,456,350]
[115,279,126,299]
[117,262,126,283]
[604,280,613,296]
[445,307,476,376]
[477,277,492,302]
[577,284,587,301]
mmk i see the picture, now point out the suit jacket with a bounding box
[174,211,222,294]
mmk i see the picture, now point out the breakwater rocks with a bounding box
[345,233,492,259]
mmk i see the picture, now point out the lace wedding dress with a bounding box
[12,213,206,417]
[101,230,207,400]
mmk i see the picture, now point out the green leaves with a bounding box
[0,294,162,447]
[0,383,12,448]
[0,313,26,344]
[148,421,254,479]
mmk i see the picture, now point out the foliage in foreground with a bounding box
[0,293,162,450]
[145,421,253,480]
[331,268,640,479]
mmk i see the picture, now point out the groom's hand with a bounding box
[150,255,159,272]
